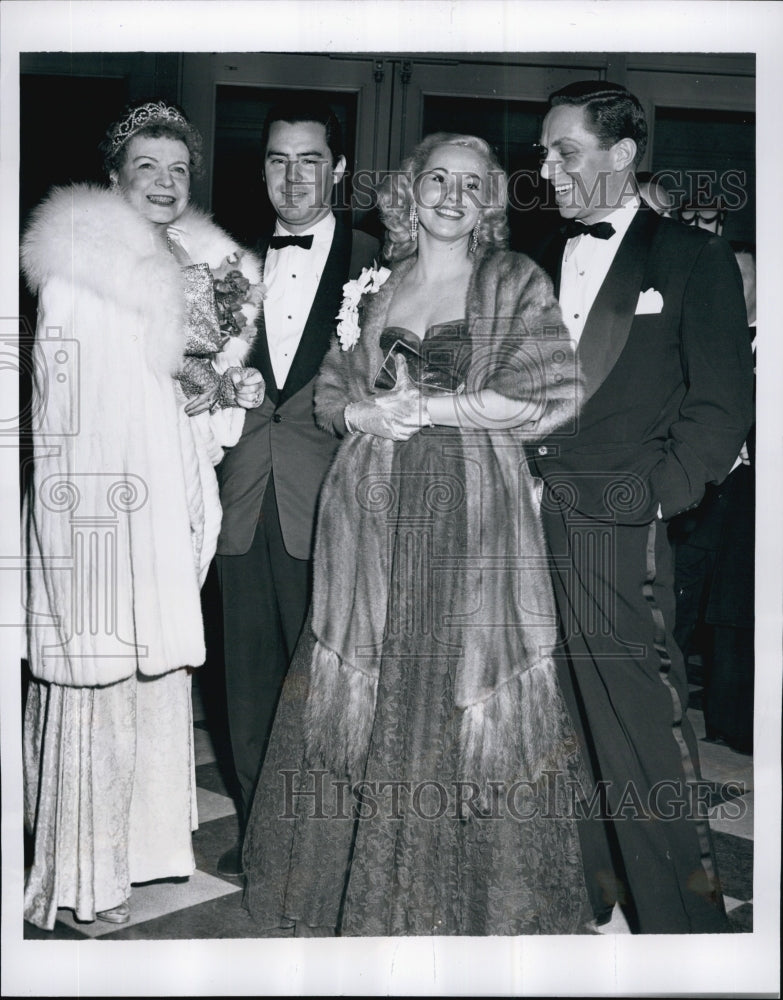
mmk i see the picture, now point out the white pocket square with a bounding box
[635,288,664,315]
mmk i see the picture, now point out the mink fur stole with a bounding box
[305,247,588,796]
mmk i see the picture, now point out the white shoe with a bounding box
[97,901,130,924]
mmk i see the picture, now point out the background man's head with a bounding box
[261,97,347,233]
[539,80,648,223]
[636,171,675,216]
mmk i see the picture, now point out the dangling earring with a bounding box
[409,205,418,241]
[469,218,481,254]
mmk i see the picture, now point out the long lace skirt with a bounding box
[23,668,197,930]
[243,430,591,935]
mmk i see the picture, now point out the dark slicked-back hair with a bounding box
[261,96,345,166]
[549,80,648,166]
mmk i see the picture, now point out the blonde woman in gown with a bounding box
[241,133,594,936]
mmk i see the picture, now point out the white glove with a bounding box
[344,355,430,441]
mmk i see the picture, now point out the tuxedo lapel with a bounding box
[577,206,660,401]
[279,221,352,404]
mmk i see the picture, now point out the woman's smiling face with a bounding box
[414,144,487,245]
[111,134,191,226]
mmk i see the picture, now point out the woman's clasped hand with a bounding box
[344,355,428,439]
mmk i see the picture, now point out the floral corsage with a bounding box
[212,252,266,341]
[336,262,391,351]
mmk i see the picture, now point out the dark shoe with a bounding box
[593,904,615,927]
[584,904,615,933]
[97,901,130,924]
[217,843,244,878]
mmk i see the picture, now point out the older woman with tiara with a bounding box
[21,99,265,929]
[241,132,593,936]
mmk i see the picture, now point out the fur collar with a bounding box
[21,184,262,290]
[21,183,262,375]
[22,184,186,375]
[22,183,172,295]
[172,203,261,278]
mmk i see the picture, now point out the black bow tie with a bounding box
[561,219,616,240]
[269,233,314,250]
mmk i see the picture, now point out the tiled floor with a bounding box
[22,665,755,941]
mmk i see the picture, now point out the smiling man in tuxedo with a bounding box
[529,80,754,933]
[214,97,378,876]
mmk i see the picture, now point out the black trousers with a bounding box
[541,499,732,933]
[216,476,311,828]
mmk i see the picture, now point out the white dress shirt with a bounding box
[263,212,335,389]
[559,198,640,343]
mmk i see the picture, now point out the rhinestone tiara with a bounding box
[108,101,189,152]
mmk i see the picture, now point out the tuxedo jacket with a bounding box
[216,220,379,558]
[529,206,754,524]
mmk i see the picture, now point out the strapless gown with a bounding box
[242,321,591,936]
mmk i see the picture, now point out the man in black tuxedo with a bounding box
[215,98,378,875]
[529,81,754,932]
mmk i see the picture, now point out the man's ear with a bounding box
[332,155,347,184]
[612,138,637,173]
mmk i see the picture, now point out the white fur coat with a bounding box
[21,184,256,686]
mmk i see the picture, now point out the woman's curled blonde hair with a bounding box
[376,132,509,262]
